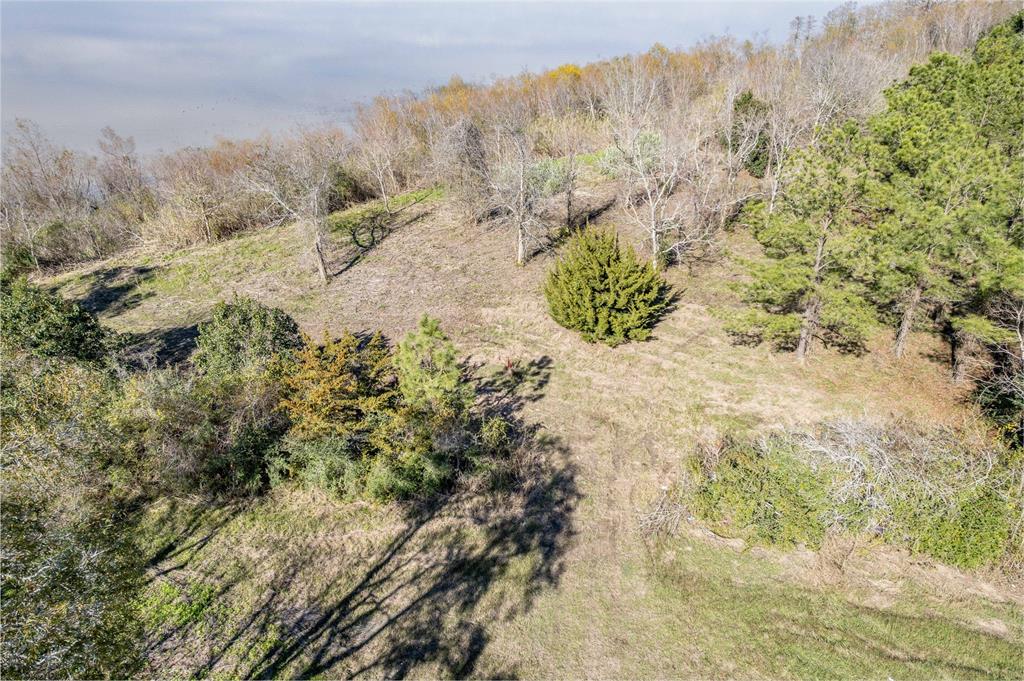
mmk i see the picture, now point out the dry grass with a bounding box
[44,190,1022,678]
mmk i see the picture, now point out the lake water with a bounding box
[1,1,844,155]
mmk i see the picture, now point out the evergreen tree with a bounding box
[279,331,395,440]
[544,228,669,346]
[731,123,875,361]
[859,44,1021,359]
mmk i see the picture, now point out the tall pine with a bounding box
[732,123,875,361]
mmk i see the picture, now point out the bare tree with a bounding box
[353,101,411,215]
[485,94,545,266]
[0,119,97,265]
[96,127,151,242]
[602,56,678,266]
[239,127,347,285]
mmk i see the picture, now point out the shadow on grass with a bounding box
[121,323,200,367]
[144,354,578,679]
[330,198,436,277]
[76,265,159,316]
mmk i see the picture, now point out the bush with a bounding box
[544,228,669,346]
[117,367,286,496]
[192,296,302,377]
[270,435,368,499]
[0,277,111,363]
[891,487,1011,569]
[1,351,144,678]
[272,317,486,502]
[690,420,1021,570]
[279,331,395,441]
[689,436,830,548]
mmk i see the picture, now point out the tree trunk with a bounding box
[796,295,821,363]
[313,229,329,285]
[565,179,574,230]
[651,228,660,270]
[893,284,922,359]
[516,224,526,266]
[797,228,828,363]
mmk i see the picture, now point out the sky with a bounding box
[1,1,849,155]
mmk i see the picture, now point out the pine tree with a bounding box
[731,123,875,361]
[279,331,395,440]
[859,46,1020,359]
[393,315,473,419]
[544,228,669,346]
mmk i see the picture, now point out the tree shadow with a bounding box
[144,354,577,679]
[76,265,158,317]
[532,195,617,260]
[121,324,200,367]
[240,444,577,680]
[330,201,435,277]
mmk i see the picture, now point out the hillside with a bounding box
[41,192,1024,678]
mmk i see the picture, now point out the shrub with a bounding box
[0,277,111,363]
[192,296,302,377]
[117,367,286,496]
[1,351,144,678]
[690,420,1021,570]
[279,331,395,441]
[689,436,830,548]
[891,487,1011,569]
[545,228,669,346]
[270,435,368,499]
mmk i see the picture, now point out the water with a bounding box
[1,1,844,155]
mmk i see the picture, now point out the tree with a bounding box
[240,127,347,284]
[860,16,1022,359]
[0,119,99,265]
[96,127,153,242]
[353,100,412,215]
[602,56,677,267]
[545,228,669,346]
[393,315,473,417]
[484,90,545,266]
[732,123,875,361]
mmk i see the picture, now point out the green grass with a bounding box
[640,537,1023,679]
[328,186,444,236]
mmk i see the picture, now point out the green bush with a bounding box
[270,435,368,499]
[192,296,302,377]
[690,422,1021,570]
[0,277,111,363]
[689,437,830,548]
[1,350,145,678]
[891,486,1012,569]
[545,228,669,346]
[117,367,286,496]
[279,331,395,441]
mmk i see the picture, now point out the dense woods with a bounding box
[1,1,1022,678]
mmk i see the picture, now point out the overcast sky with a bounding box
[2,1,848,155]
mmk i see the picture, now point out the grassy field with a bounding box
[44,189,1023,678]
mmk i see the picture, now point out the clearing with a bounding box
[46,191,1024,678]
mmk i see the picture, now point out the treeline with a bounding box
[2,1,1014,278]
[728,13,1022,440]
